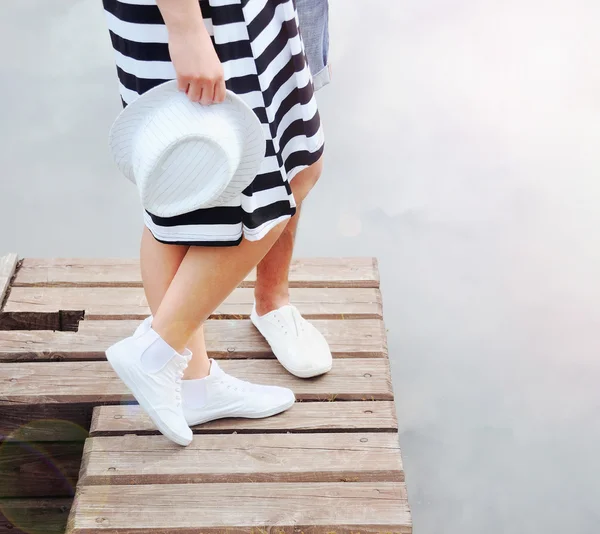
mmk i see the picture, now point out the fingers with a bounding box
[199,83,214,106]
[177,76,225,105]
[213,79,227,104]
[186,80,204,103]
[177,78,189,93]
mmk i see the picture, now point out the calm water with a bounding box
[2,1,600,532]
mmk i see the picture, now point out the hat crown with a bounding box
[131,92,245,215]
[109,80,266,217]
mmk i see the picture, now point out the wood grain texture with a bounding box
[0,253,18,308]
[0,403,92,442]
[3,286,382,321]
[0,498,72,534]
[4,286,382,320]
[0,442,83,497]
[90,401,398,436]
[14,258,379,288]
[0,359,393,404]
[0,319,387,362]
[66,482,411,533]
[2,256,411,533]
[78,433,403,485]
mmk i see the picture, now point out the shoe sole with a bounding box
[282,362,333,379]
[106,343,192,447]
[187,396,296,427]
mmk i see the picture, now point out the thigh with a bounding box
[290,156,324,205]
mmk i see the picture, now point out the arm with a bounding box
[156,0,226,104]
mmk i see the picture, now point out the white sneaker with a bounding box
[106,327,193,446]
[133,315,153,337]
[250,304,333,378]
[182,359,295,427]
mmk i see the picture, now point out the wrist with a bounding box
[156,0,207,36]
[167,17,207,37]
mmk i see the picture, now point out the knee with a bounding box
[290,156,323,205]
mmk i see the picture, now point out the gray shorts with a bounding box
[296,0,331,90]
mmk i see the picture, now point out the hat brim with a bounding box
[109,80,266,211]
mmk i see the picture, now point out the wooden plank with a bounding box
[2,287,382,322]
[0,403,92,442]
[0,319,387,362]
[0,359,393,404]
[0,442,83,497]
[0,312,85,332]
[0,498,72,534]
[66,482,412,533]
[78,433,403,486]
[0,253,18,308]
[14,257,379,288]
[90,401,398,436]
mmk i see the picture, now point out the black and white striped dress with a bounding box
[103,0,324,246]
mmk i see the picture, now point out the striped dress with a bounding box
[103,0,324,246]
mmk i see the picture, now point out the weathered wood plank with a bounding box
[2,287,382,322]
[0,311,85,332]
[0,319,387,361]
[78,433,403,486]
[0,359,393,404]
[0,403,92,442]
[66,482,411,533]
[90,401,398,436]
[0,253,18,308]
[0,498,72,534]
[15,258,379,288]
[0,442,83,497]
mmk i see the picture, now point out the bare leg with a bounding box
[254,157,323,315]
[140,227,187,313]
[142,225,280,379]
[151,219,288,353]
[114,222,288,446]
[254,205,300,315]
[114,160,324,445]
[142,158,323,377]
[140,228,212,379]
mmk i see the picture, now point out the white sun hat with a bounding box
[109,80,265,217]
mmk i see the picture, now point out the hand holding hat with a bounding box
[109,81,266,217]
[107,0,266,218]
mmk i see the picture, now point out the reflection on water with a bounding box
[1,0,600,532]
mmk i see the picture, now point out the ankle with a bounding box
[183,358,211,380]
[254,290,290,316]
[151,319,187,354]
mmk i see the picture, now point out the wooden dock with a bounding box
[0,255,411,534]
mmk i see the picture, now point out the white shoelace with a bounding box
[174,356,188,406]
[220,373,260,393]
